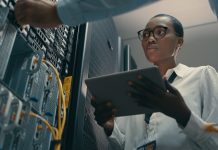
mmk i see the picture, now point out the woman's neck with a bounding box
[155,60,176,76]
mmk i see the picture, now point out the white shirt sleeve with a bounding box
[56,0,152,26]
[182,66,218,149]
[108,121,125,150]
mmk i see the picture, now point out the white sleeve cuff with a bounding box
[183,111,210,142]
[108,121,125,148]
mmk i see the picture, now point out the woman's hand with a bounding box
[128,75,191,127]
[15,0,62,28]
[91,97,116,136]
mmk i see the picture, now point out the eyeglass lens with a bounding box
[140,26,167,41]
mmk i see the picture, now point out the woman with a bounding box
[92,14,218,150]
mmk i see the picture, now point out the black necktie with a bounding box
[168,71,177,84]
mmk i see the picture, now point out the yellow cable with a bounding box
[43,60,65,132]
[42,59,67,150]
[56,81,62,138]
[58,77,66,136]
[29,112,57,139]
[58,88,62,133]
[53,127,59,136]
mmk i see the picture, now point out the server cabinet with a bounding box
[1,1,123,149]
[64,18,122,150]
[0,3,79,149]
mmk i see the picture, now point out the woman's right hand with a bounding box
[91,97,117,136]
[15,0,62,28]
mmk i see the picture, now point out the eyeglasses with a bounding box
[137,26,168,41]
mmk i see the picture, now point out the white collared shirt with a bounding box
[109,64,218,150]
[56,0,152,26]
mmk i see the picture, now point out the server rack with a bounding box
[0,2,80,149]
[0,2,124,149]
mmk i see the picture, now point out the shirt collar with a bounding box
[165,63,190,80]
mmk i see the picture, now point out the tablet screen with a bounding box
[85,67,165,117]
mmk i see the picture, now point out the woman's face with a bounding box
[141,16,182,65]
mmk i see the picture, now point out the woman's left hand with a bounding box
[128,75,191,127]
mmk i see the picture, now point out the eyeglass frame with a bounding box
[137,26,169,41]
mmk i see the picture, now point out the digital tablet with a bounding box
[85,67,166,117]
